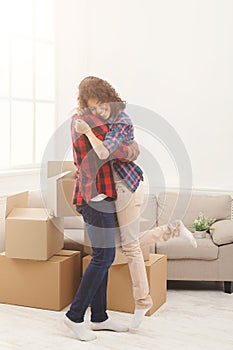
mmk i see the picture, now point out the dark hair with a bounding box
[77,76,126,113]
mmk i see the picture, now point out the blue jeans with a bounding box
[66,199,116,323]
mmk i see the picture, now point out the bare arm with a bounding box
[75,119,109,159]
[75,118,140,161]
[85,129,110,159]
[85,130,140,161]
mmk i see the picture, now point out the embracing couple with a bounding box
[63,76,197,341]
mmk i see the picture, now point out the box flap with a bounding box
[6,208,52,221]
[58,171,76,180]
[5,192,28,218]
[145,254,165,266]
[48,170,71,182]
[47,168,76,217]
[0,251,78,260]
[55,249,80,257]
[47,161,76,178]
[48,255,68,263]
[47,170,73,217]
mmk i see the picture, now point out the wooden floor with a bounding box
[0,281,233,350]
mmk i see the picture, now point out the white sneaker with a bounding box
[179,221,197,248]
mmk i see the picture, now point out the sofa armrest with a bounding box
[211,220,233,246]
[64,216,84,229]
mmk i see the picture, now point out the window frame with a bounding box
[0,0,57,172]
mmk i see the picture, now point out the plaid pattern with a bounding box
[71,111,143,205]
[103,111,143,192]
[71,113,129,205]
[103,112,133,152]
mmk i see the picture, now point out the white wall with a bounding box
[82,0,233,192]
[0,0,87,195]
[55,0,88,127]
[1,0,232,195]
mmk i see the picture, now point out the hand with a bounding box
[126,141,140,162]
[75,119,91,134]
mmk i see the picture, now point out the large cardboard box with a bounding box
[47,161,78,217]
[5,208,64,260]
[83,218,151,265]
[0,250,80,311]
[83,254,167,315]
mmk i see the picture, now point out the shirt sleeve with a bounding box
[71,116,88,167]
[103,123,132,154]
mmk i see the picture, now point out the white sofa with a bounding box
[155,191,233,294]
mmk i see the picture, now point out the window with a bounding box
[0,0,56,170]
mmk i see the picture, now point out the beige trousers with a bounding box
[114,178,180,310]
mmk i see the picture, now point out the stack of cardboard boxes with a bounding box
[0,190,81,311]
[0,160,167,316]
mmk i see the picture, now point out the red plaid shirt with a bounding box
[71,113,129,205]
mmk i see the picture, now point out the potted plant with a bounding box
[188,212,215,238]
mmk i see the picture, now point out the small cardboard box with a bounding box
[0,250,80,311]
[5,208,64,260]
[83,218,151,265]
[47,161,77,217]
[83,254,167,315]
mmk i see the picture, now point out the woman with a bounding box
[64,87,140,341]
[74,76,197,330]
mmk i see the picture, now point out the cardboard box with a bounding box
[0,250,80,311]
[5,208,64,260]
[84,244,150,266]
[47,161,78,217]
[84,218,151,265]
[0,192,28,253]
[47,160,76,178]
[83,254,167,315]
[5,191,28,217]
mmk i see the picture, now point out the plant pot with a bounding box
[194,230,207,239]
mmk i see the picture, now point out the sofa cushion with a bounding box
[158,191,232,227]
[211,220,233,246]
[156,235,218,260]
[64,228,84,245]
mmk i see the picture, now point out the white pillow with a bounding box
[211,220,233,246]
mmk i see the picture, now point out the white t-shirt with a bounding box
[90,193,107,202]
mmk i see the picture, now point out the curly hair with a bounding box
[77,76,126,113]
